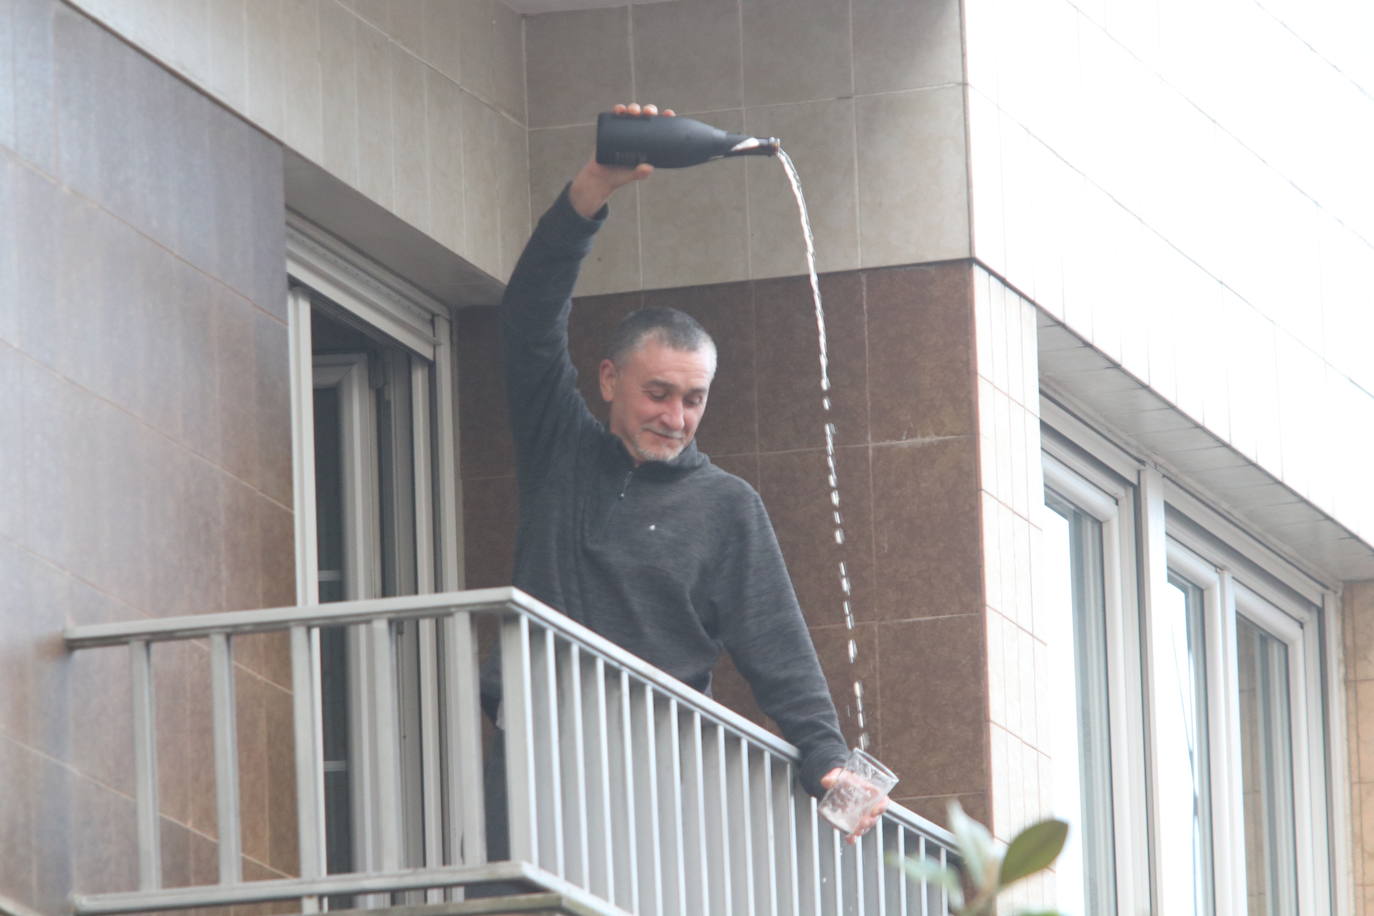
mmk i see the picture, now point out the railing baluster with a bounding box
[869,819,887,915]
[935,840,948,916]
[130,640,161,891]
[822,819,842,915]
[751,749,776,916]
[417,616,442,895]
[631,684,663,914]
[369,618,402,875]
[559,641,589,886]
[500,614,537,864]
[290,626,325,913]
[609,670,639,912]
[729,738,753,913]
[849,817,866,916]
[530,628,565,875]
[209,633,242,884]
[704,723,732,914]
[882,820,903,913]
[441,611,484,869]
[919,835,932,916]
[584,654,613,899]
[797,793,821,913]
[773,759,798,914]
[680,710,708,914]
[656,698,686,915]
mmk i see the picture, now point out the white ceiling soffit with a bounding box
[504,0,674,13]
[1037,313,1374,583]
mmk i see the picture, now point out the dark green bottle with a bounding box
[595,112,780,169]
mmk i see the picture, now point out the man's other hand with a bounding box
[820,766,890,845]
[568,103,676,219]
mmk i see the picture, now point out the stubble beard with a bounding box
[633,428,686,463]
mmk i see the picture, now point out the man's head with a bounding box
[599,308,717,464]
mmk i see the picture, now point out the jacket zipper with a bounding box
[595,468,635,541]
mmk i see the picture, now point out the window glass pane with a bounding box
[1152,573,1214,914]
[314,376,354,894]
[1236,615,1298,916]
[1044,492,1116,914]
[314,384,344,603]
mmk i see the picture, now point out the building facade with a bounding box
[2,0,1371,913]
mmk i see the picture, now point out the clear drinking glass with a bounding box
[818,748,897,834]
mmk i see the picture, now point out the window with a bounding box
[1161,507,1332,916]
[287,217,466,894]
[1153,551,1215,914]
[1236,612,1298,914]
[1043,477,1117,914]
[1041,399,1338,916]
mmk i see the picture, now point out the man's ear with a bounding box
[598,358,617,404]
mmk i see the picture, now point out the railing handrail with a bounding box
[63,587,526,647]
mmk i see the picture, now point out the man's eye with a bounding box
[647,391,666,401]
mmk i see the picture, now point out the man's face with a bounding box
[599,337,714,464]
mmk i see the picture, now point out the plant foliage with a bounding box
[892,801,1069,916]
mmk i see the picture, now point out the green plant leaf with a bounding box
[892,855,964,903]
[948,800,998,889]
[998,818,1069,888]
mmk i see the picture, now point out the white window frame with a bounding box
[1041,432,1151,916]
[1164,499,1336,916]
[1042,394,1346,916]
[1158,536,1228,914]
[287,216,479,894]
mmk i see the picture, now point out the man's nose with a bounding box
[662,399,686,430]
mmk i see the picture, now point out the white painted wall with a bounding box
[966,0,1374,546]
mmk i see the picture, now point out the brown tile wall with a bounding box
[457,259,991,831]
[0,2,294,911]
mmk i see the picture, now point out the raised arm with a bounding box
[499,103,673,478]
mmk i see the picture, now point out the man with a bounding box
[486,102,886,850]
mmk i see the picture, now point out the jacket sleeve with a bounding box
[500,184,606,483]
[711,490,850,797]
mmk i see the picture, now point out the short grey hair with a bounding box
[605,307,717,375]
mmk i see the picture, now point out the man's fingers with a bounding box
[844,806,887,844]
[611,102,673,118]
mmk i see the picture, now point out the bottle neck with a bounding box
[725,136,781,158]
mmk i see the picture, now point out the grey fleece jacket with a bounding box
[488,185,849,797]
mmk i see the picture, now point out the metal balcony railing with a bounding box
[64,587,957,915]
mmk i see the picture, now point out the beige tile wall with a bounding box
[65,0,974,295]
[67,0,531,281]
[966,0,1374,549]
[974,266,1054,911]
[1346,581,1374,915]
[524,0,970,296]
